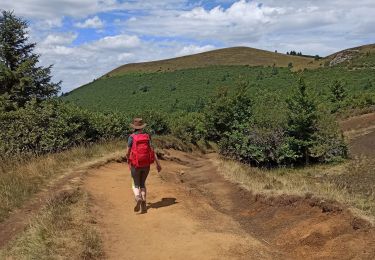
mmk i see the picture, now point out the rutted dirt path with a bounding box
[84,153,276,260]
[84,150,375,260]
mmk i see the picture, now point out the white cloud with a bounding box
[176,44,216,56]
[125,0,284,43]
[75,16,104,29]
[89,35,141,50]
[41,33,78,46]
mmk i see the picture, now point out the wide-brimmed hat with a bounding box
[130,118,147,130]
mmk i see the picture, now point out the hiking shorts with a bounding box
[130,166,150,189]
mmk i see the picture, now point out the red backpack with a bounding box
[129,133,155,168]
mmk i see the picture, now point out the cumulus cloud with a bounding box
[75,16,104,29]
[125,1,284,43]
[176,44,216,56]
[41,32,78,46]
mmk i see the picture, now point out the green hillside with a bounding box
[63,45,375,115]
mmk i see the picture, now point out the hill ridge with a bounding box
[105,46,316,77]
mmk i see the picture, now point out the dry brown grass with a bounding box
[106,46,316,77]
[0,188,104,259]
[216,157,375,222]
[0,140,125,223]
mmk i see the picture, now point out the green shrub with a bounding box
[0,99,98,155]
[309,111,347,162]
[87,112,131,140]
[205,83,252,142]
[137,110,170,135]
[219,123,296,166]
[0,100,131,156]
[170,112,207,144]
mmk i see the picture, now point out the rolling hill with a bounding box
[105,46,317,77]
[63,44,375,114]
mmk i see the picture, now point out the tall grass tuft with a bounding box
[0,189,104,259]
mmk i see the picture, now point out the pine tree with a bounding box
[286,78,318,164]
[329,80,347,113]
[0,11,60,109]
[329,80,347,102]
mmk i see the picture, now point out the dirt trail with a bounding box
[84,150,375,260]
[84,154,275,260]
[340,111,375,157]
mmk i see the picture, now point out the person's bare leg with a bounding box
[133,186,141,198]
[139,168,149,213]
[140,188,146,201]
[131,167,142,212]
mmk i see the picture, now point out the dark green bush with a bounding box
[170,112,207,144]
[137,110,170,135]
[205,83,252,142]
[0,99,97,155]
[0,99,133,156]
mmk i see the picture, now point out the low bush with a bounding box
[170,112,207,144]
[0,99,130,156]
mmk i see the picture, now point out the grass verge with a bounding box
[0,188,103,259]
[0,140,125,223]
[217,156,375,222]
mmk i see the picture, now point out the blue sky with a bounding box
[1,0,374,92]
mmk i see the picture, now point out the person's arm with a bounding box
[149,134,162,172]
[126,135,133,164]
[126,147,131,163]
[154,152,162,172]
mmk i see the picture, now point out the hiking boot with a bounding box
[140,200,147,214]
[134,195,142,212]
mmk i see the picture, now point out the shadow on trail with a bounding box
[147,198,178,209]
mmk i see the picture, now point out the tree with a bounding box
[0,11,60,109]
[329,80,347,103]
[286,78,318,164]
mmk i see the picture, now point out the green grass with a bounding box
[64,63,375,115]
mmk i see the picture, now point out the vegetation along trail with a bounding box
[84,149,375,259]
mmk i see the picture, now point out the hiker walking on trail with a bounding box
[126,118,162,214]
